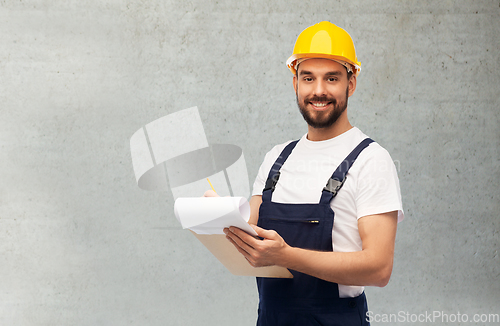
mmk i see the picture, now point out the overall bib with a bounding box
[256,138,374,326]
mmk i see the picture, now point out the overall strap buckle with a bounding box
[323,177,345,197]
[319,138,374,204]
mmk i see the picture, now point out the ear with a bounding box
[348,74,357,97]
[293,74,297,93]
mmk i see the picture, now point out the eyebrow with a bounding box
[298,70,343,76]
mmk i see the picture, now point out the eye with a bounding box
[303,77,313,82]
[327,77,338,82]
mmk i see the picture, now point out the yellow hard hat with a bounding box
[286,21,361,76]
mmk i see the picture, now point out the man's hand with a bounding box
[224,225,290,268]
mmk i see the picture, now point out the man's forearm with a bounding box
[279,246,393,287]
[225,211,398,288]
[280,212,397,287]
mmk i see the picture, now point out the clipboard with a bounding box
[191,231,293,278]
[175,197,293,278]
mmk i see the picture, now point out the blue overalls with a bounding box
[256,138,374,326]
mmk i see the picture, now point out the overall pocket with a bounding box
[257,201,334,251]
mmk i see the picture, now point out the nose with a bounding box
[313,79,327,96]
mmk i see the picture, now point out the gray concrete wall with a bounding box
[1,1,499,325]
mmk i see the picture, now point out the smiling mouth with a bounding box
[309,102,331,110]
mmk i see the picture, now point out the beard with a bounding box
[297,87,349,129]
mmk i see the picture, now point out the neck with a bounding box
[306,111,353,141]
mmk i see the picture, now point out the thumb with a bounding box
[250,224,277,239]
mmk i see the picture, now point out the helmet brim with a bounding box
[286,53,361,76]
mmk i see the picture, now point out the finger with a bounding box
[203,190,219,197]
[228,227,259,249]
[225,228,256,252]
[251,224,278,240]
[225,232,252,258]
[225,235,260,267]
[244,256,257,267]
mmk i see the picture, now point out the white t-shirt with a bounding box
[252,127,404,298]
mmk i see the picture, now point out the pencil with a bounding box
[206,178,217,194]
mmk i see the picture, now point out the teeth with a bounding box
[312,102,327,107]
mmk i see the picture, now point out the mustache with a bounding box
[304,96,337,103]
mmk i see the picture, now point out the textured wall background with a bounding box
[1,1,499,325]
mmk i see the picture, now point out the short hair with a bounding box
[295,64,354,81]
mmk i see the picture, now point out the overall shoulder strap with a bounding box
[262,140,299,202]
[319,138,375,204]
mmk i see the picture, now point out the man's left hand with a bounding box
[223,225,289,268]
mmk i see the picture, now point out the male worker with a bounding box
[223,21,404,325]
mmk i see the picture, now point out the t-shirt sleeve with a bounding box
[252,158,269,197]
[354,146,404,222]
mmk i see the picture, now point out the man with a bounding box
[223,21,404,325]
